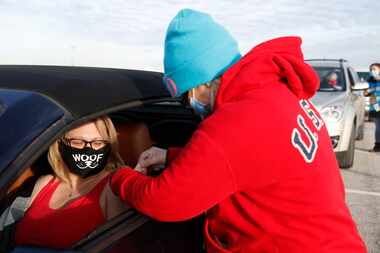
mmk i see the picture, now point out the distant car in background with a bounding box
[357,69,370,82]
[306,59,367,168]
[356,69,371,116]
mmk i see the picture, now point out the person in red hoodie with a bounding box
[111,9,367,253]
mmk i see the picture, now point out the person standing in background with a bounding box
[365,63,380,152]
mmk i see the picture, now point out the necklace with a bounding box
[50,173,108,210]
[65,174,104,199]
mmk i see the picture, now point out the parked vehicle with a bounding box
[356,69,371,117]
[357,69,370,82]
[0,66,204,253]
[306,59,367,168]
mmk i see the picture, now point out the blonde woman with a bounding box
[14,116,128,249]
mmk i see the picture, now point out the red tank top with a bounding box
[15,175,109,249]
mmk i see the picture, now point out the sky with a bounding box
[0,0,379,71]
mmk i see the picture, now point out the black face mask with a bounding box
[58,141,111,178]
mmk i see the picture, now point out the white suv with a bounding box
[306,59,367,168]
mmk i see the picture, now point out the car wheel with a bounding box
[356,124,364,140]
[337,124,356,169]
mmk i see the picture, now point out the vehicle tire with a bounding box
[356,124,364,140]
[337,124,356,169]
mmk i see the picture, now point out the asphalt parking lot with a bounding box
[341,121,380,252]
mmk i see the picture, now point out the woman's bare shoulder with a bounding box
[35,174,54,189]
[28,174,55,207]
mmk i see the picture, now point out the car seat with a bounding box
[115,122,154,168]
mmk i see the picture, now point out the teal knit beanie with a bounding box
[163,9,241,97]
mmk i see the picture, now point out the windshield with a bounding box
[313,67,346,92]
[357,71,369,82]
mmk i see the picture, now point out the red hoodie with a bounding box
[111,37,367,253]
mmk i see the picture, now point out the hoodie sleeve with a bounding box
[111,129,237,222]
[166,147,182,163]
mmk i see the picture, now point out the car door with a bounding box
[71,211,204,253]
[347,67,365,127]
[8,211,203,253]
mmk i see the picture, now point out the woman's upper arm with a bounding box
[100,182,130,220]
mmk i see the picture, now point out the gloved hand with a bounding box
[134,163,148,175]
[135,146,168,172]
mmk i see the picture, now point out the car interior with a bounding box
[316,68,345,91]
[0,99,204,253]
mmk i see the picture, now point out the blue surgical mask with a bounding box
[370,70,380,79]
[190,93,211,119]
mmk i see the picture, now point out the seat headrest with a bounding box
[116,122,154,167]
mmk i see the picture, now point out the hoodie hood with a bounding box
[215,36,320,109]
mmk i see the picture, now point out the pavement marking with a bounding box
[346,189,380,197]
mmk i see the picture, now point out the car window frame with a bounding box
[348,67,360,84]
[0,111,71,201]
[0,100,5,117]
[0,97,168,198]
[0,98,181,252]
[4,97,192,253]
[0,89,68,173]
[346,67,356,91]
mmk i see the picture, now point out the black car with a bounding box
[0,65,204,253]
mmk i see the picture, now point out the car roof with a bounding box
[306,59,346,68]
[0,65,170,119]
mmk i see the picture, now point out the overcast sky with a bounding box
[0,0,379,71]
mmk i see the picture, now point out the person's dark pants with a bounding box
[376,113,380,145]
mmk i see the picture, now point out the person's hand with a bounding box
[370,96,377,105]
[134,163,148,175]
[136,147,167,171]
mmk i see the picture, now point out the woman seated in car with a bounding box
[325,71,343,90]
[14,116,129,249]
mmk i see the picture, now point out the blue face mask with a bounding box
[370,70,380,79]
[190,95,211,119]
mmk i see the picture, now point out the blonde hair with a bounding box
[48,116,124,183]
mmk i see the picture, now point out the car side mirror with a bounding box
[352,82,369,91]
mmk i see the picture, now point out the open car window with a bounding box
[2,100,203,253]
